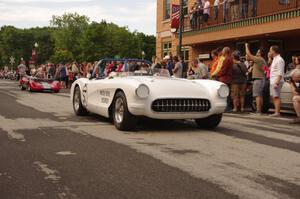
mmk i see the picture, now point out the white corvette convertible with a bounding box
[71,59,229,131]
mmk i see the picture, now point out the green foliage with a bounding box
[0,13,155,67]
[50,13,89,59]
[50,50,73,63]
[0,26,55,67]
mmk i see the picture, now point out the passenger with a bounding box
[129,61,139,72]
[116,62,124,72]
[106,62,115,75]
[140,63,148,71]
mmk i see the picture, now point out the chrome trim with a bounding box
[151,98,211,113]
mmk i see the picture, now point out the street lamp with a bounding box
[33,42,38,65]
[141,51,145,60]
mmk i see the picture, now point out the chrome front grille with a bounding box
[151,98,211,113]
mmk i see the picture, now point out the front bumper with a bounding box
[128,99,226,120]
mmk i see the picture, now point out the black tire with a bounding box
[112,91,137,131]
[21,84,26,91]
[195,114,223,129]
[73,86,88,116]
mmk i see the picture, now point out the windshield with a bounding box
[107,68,170,78]
[95,59,171,79]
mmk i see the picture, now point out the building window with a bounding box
[164,0,171,20]
[182,46,189,64]
[163,42,172,57]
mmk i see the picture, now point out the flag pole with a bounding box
[178,0,184,57]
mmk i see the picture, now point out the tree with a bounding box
[0,26,55,67]
[50,13,89,60]
[28,27,55,64]
[50,50,73,63]
[135,32,156,61]
[0,13,156,67]
[79,21,109,61]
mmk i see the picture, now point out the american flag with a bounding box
[171,4,180,29]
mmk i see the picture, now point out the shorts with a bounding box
[231,84,246,98]
[253,79,264,97]
[270,82,284,97]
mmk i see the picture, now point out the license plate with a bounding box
[41,82,51,89]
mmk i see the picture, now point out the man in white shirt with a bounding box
[269,45,285,117]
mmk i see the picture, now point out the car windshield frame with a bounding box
[107,68,171,79]
[94,58,170,79]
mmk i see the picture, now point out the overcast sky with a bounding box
[0,0,156,35]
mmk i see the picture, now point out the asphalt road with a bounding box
[0,79,299,199]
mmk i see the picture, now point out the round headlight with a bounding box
[136,84,150,98]
[218,85,229,98]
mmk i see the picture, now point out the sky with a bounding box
[0,0,156,35]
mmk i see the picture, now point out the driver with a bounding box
[288,69,300,124]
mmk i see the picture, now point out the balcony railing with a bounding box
[183,0,300,34]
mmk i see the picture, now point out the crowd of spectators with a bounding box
[189,0,258,29]
[0,61,98,89]
[155,44,300,124]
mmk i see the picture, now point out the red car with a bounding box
[20,76,61,93]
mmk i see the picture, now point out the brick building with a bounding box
[156,0,300,66]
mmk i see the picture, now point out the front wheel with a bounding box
[21,84,26,90]
[112,91,137,131]
[73,86,88,116]
[195,114,223,129]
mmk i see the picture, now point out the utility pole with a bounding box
[178,0,184,57]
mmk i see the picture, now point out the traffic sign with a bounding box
[9,56,15,65]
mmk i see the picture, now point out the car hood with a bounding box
[127,76,213,99]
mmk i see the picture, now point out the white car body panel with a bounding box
[280,82,294,109]
[71,76,227,120]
